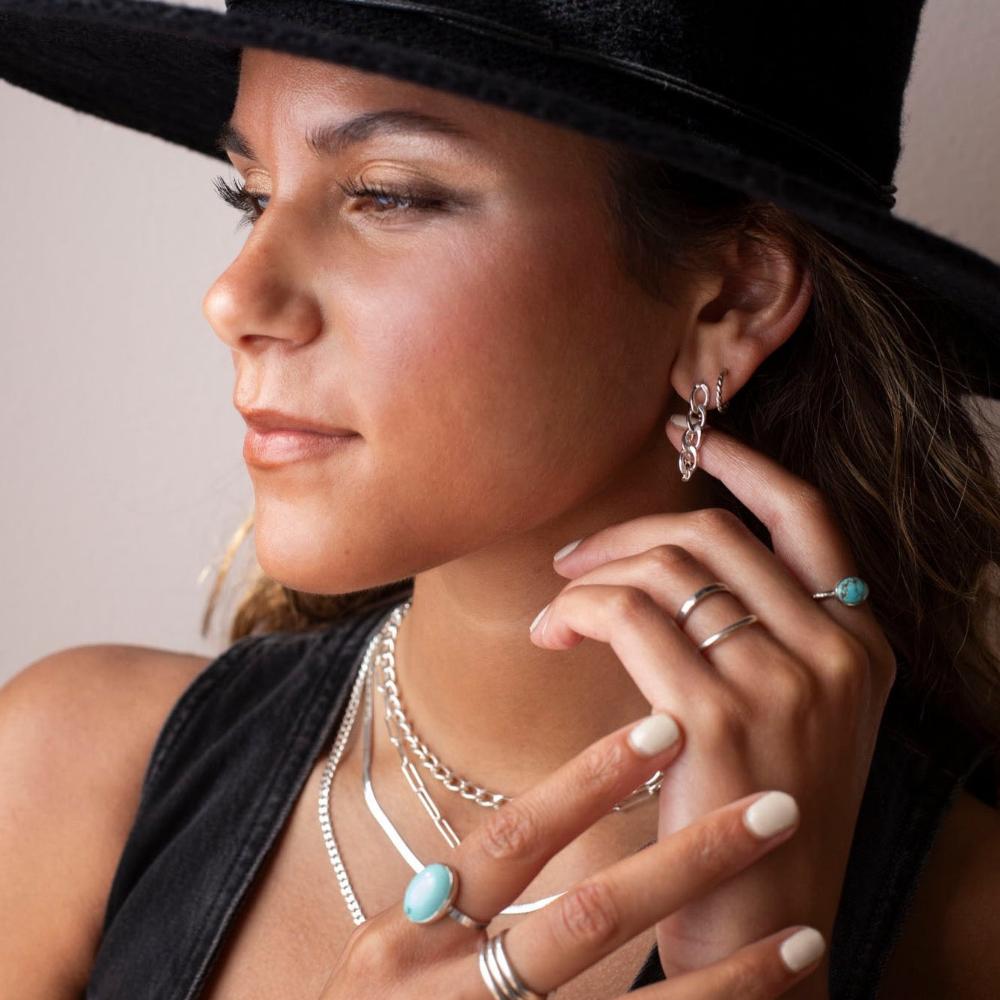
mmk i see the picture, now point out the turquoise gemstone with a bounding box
[834,576,869,606]
[403,863,455,923]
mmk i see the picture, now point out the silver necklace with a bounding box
[317,604,564,921]
[317,619,375,926]
[317,599,662,924]
[380,599,664,818]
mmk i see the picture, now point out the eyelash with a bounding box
[211,174,448,228]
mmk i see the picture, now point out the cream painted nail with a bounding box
[529,603,550,633]
[743,790,799,839]
[627,712,681,757]
[779,927,825,973]
[669,413,688,428]
[553,538,582,562]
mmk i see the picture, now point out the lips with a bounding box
[238,406,356,437]
[242,425,360,467]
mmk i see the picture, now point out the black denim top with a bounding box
[86,589,998,999]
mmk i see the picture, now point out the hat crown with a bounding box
[226,0,926,200]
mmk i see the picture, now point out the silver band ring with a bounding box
[698,613,759,651]
[448,906,489,931]
[675,581,732,626]
[478,929,548,999]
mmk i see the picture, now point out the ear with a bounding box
[670,230,813,407]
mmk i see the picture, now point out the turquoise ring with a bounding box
[812,576,869,607]
[403,862,488,930]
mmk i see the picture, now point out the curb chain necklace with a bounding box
[379,599,664,824]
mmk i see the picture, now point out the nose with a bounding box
[202,218,323,353]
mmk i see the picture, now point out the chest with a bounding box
[190,720,983,1000]
[197,750,658,1000]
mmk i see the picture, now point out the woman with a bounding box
[1,2,999,998]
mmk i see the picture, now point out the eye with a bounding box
[211,174,450,229]
[212,175,269,229]
[335,177,450,220]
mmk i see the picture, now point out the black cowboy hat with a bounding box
[2,0,998,398]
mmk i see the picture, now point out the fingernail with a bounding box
[627,712,681,757]
[779,927,825,973]
[743,790,799,839]
[553,538,582,562]
[669,414,688,428]
[529,603,550,633]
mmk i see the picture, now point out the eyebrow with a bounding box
[214,108,476,161]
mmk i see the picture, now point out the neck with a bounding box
[372,425,721,819]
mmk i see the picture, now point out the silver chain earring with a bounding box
[677,368,728,482]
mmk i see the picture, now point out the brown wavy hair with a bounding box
[200,140,1000,753]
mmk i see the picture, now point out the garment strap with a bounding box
[88,592,403,1000]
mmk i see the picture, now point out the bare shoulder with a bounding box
[0,643,212,999]
[881,784,1000,999]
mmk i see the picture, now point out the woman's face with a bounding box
[203,47,691,594]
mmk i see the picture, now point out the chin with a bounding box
[251,519,413,597]
[255,541,362,596]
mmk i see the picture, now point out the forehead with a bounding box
[229,46,605,168]
[235,47,503,132]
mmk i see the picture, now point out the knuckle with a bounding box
[608,587,651,626]
[691,505,743,538]
[646,544,695,574]
[341,921,389,977]
[577,738,629,797]
[687,818,740,879]
[718,951,775,1000]
[815,630,868,682]
[480,799,542,863]
[554,880,622,950]
[791,481,832,522]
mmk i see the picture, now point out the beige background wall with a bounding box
[2,0,999,681]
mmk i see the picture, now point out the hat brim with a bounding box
[2,0,998,398]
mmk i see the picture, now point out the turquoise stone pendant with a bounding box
[403,862,459,923]
[834,576,869,606]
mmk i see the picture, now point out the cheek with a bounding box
[354,210,666,528]
[249,198,670,594]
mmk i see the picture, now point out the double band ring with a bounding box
[674,582,759,650]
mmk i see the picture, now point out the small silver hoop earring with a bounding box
[715,368,729,413]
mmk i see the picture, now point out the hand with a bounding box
[529,417,897,990]
[318,713,825,998]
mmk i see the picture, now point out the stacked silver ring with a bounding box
[478,928,548,999]
[675,581,759,650]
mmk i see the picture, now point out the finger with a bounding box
[467,788,802,995]
[625,925,826,999]
[551,505,882,680]
[445,710,687,926]
[533,545,803,692]
[531,581,749,712]
[663,418,878,634]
